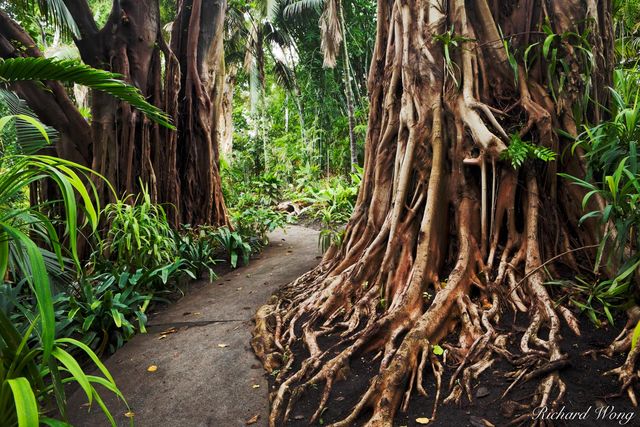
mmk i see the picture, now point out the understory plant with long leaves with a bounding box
[0,116,126,426]
[561,68,640,321]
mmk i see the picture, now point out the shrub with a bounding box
[98,185,176,271]
[214,226,251,268]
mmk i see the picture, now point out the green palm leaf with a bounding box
[11,0,80,39]
[282,0,325,18]
[0,57,175,129]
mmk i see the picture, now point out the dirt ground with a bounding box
[277,311,638,426]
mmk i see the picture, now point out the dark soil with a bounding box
[268,310,639,426]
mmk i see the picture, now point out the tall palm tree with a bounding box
[239,0,305,170]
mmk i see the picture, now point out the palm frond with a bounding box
[282,0,325,19]
[0,89,58,154]
[272,60,296,91]
[12,0,81,39]
[0,57,174,129]
[254,0,280,20]
[319,0,342,68]
[263,22,294,49]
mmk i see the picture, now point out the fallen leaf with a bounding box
[432,345,444,356]
[246,414,260,425]
[252,384,260,388]
[147,365,158,372]
[124,411,135,418]
[159,327,178,339]
[218,344,229,348]
[416,418,430,424]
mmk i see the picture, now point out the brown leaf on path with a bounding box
[159,327,178,339]
[246,414,260,425]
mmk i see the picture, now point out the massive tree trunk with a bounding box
[252,1,615,425]
[1,1,229,227]
[64,0,168,208]
[168,0,229,226]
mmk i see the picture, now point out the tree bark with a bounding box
[252,1,615,425]
[219,65,237,159]
[168,0,229,226]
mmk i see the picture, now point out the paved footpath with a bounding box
[68,226,320,427]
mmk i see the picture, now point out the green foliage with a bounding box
[11,0,80,38]
[66,272,151,355]
[546,276,630,326]
[215,226,251,268]
[0,57,174,129]
[561,69,640,284]
[302,167,361,252]
[0,117,123,426]
[232,207,289,245]
[501,134,557,169]
[99,187,176,272]
[433,27,472,87]
[174,225,222,281]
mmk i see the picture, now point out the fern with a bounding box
[501,134,557,169]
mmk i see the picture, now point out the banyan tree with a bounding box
[252,1,627,425]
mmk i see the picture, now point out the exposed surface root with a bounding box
[586,307,640,407]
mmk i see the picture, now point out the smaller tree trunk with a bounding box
[338,0,358,173]
[169,0,229,227]
[219,65,237,159]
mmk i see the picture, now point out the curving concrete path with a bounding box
[68,226,320,427]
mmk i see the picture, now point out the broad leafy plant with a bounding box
[215,226,251,268]
[66,271,152,355]
[174,225,222,281]
[0,116,126,426]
